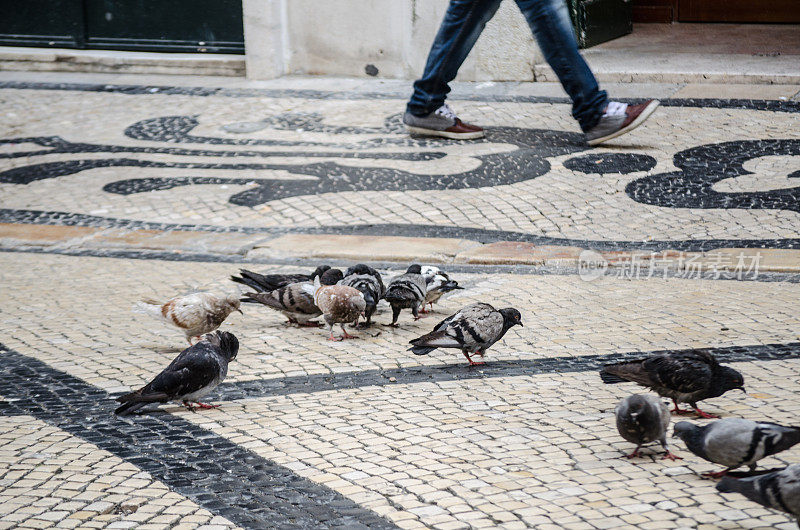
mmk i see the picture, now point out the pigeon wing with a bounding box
[642,353,714,394]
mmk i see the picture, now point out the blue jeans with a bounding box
[407,0,608,132]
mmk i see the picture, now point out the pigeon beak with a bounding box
[517,321,523,327]
[237,309,244,314]
[740,387,746,394]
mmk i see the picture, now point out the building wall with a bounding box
[243,0,542,81]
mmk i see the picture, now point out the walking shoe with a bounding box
[585,99,660,146]
[403,104,485,140]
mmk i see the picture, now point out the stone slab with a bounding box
[454,242,583,266]
[249,234,480,263]
[0,223,99,246]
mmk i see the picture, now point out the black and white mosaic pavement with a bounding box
[1,79,799,248]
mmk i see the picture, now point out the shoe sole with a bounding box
[405,125,485,140]
[587,100,660,146]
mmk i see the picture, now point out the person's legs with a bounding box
[407,0,503,117]
[514,0,607,132]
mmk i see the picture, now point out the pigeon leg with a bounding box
[670,399,695,415]
[419,305,429,314]
[193,402,220,410]
[462,350,485,366]
[182,401,198,413]
[691,406,720,419]
[327,325,343,341]
[388,306,401,327]
[340,325,358,340]
[412,305,426,320]
[701,469,731,479]
[624,445,642,459]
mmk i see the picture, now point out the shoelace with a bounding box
[434,104,458,121]
[604,101,628,117]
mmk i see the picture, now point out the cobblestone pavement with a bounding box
[1,72,800,529]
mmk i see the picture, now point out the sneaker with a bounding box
[585,99,660,146]
[403,104,485,140]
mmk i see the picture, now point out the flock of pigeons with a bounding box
[117,263,799,525]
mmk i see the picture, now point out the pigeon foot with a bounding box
[701,469,729,479]
[661,451,683,461]
[624,450,642,459]
[693,409,720,419]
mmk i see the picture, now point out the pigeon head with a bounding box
[346,264,372,276]
[320,268,344,285]
[406,264,422,274]
[623,394,648,417]
[673,421,699,442]
[499,308,523,328]
[312,265,332,278]
[224,294,243,314]
[720,366,745,393]
[205,331,239,361]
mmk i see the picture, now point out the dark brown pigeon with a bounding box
[600,350,744,418]
[115,331,238,415]
[408,302,522,365]
[231,265,333,292]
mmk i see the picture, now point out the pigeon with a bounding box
[302,276,366,341]
[242,269,343,326]
[599,350,745,418]
[674,419,800,478]
[615,394,681,461]
[717,464,800,525]
[408,302,522,365]
[384,264,427,326]
[115,331,239,415]
[420,265,463,313]
[231,265,332,293]
[338,264,385,327]
[135,292,242,344]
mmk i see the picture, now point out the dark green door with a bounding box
[568,0,633,48]
[0,0,244,53]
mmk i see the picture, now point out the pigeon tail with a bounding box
[409,346,436,356]
[114,400,147,416]
[134,300,163,319]
[600,371,627,384]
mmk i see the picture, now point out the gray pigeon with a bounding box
[674,419,800,478]
[385,264,427,326]
[600,350,745,418]
[115,331,239,415]
[408,302,522,365]
[339,264,385,327]
[615,394,681,460]
[717,464,800,526]
[243,269,343,326]
[420,265,463,313]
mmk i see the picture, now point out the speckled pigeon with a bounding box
[135,292,242,344]
[231,265,333,292]
[384,264,427,326]
[717,464,800,525]
[302,276,366,341]
[115,331,239,415]
[615,394,681,460]
[420,265,463,313]
[243,269,343,326]
[600,350,745,418]
[339,264,385,327]
[674,419,800,478]
[408,302,522,365]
